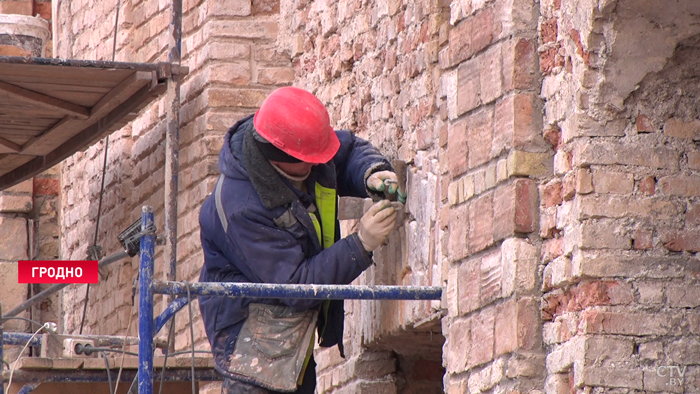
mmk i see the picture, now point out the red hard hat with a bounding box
[253,87,340,164]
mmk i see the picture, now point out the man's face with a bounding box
[270,161,314,177]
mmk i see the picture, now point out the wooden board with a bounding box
[0,55,184,190]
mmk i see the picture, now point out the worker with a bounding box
[198,86,402,394]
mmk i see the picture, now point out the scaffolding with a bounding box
[2,206,442,393]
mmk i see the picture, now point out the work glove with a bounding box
[367,170,407,203]
[357,200,397,252]
[367,171,399,194]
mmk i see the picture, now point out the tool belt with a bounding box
[227,303,318,392]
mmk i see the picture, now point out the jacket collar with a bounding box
[241,122,298,210]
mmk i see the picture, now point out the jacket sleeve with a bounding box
[332,130,393,198]
[222,207,373,309]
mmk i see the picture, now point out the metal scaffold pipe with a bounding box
[153,281,443,300]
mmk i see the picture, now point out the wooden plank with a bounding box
[19,72,154,156]
[0,135,21,152]
[0,153,33,175]
[16,357,53,369]
[8,81,112,93]
[0,74,117,88]
[20,116,75,154]
[0,80,90,119]
[0,81,166,189]
[50,358,85,369]
[90,71,153,117]
[0,63,135,83]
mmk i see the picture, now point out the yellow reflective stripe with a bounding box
[298,331,315,386]
[309,213,322,247]
[314,183,337,249]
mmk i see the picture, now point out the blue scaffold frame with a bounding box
[138,206,442,394]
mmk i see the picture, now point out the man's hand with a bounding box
[367,171,399,194]
[357,200,397,252]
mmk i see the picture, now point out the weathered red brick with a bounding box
[539,46,560,74]
[658,175,700,197]
[687,203,700,225]
[541,238,563,263]
[33,177,60,196]
[540,18,558,43]
[493,178,537,241]
[543,126,561,150]
[448,118,469,178]
[562,173,576,200]
[449,203,469,262]
[479,249,502,305]
[542,180,562,208]
[503,37,538,91]
[446,318,471,373]
[635,114,655,132]
[496,298,540,355]
[458,259,480,314]
[575,142,679,170]
[688,151,700,170]
[492,93,542,157]
[639,176,655,195]
[479,45,503,104]
[469,192,494,253]
[663,117,700,139]
[252,0,279,15]
[34,1,52,21]
[542,280,632,320]
[467,107,494,169]
[662,231,700,253]
[633,228,653,250]
[456,59,480,116]
[568,29,590,66]
[592,170,634,194]
[468,307,495,367]
[448,8,494,66]
[540,206,557,239]
[495,298,517,355]
[580,311,674,335]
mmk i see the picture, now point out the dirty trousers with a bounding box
[222,358,316,394]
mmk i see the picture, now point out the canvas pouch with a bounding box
[227,303,318,392]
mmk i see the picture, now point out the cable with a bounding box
[102,351,116,394]
[186,282,196,394]
[74,345,139,357]
[7,323,49,388]
[0,316,45,328]
[165,350,212,357]
[158,317,176,394]
[80,0,122,336]
[113,300,135,394]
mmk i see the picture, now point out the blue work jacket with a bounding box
[198,115,392,381]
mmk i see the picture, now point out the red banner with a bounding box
[18,260,99,284]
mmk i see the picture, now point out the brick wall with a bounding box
[539,0,700,392]
[49,0,700,393]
